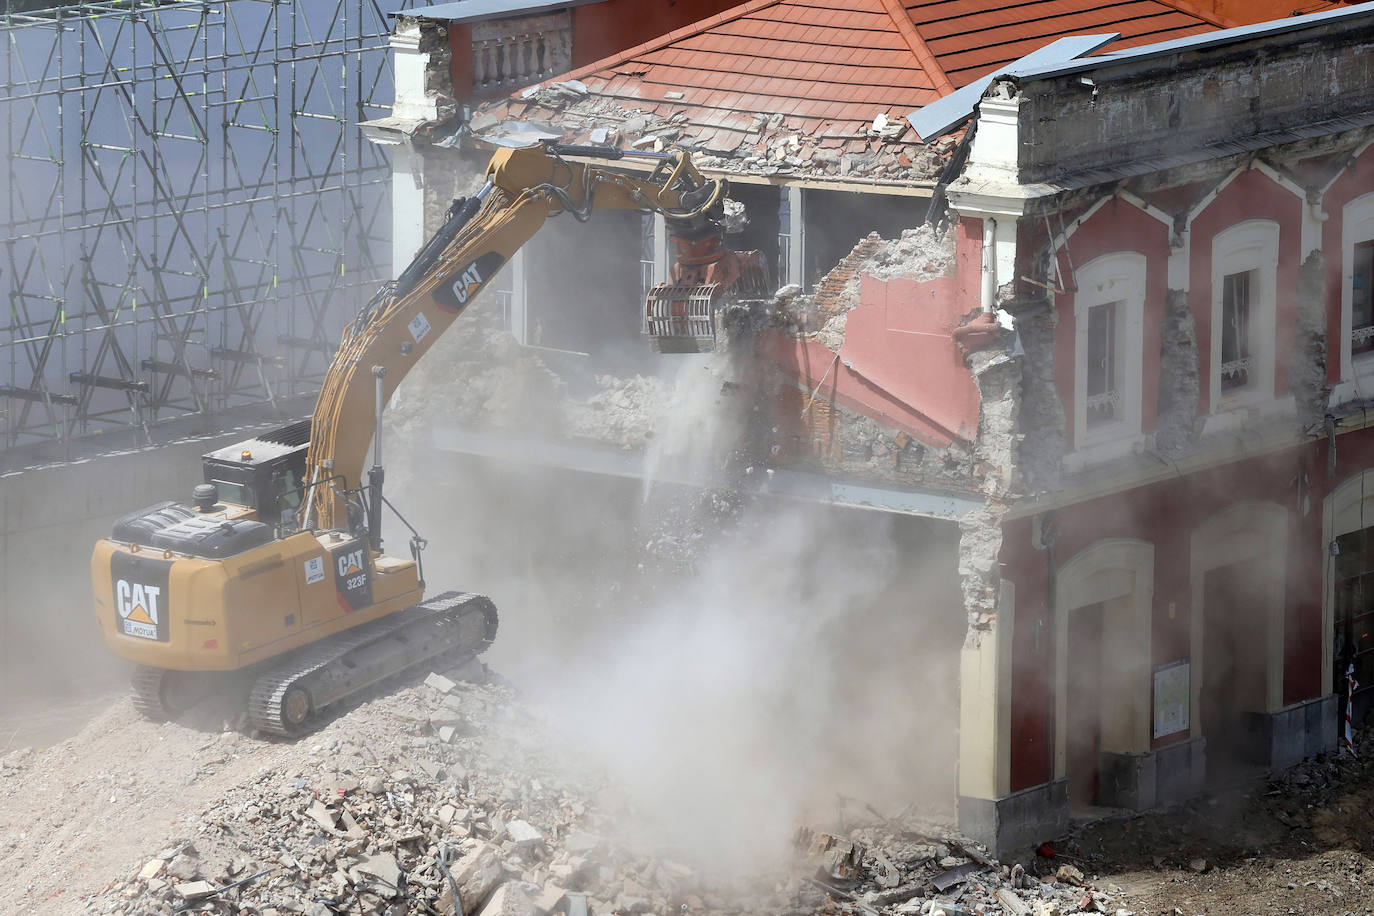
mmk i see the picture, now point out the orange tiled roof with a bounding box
[471,0,1232,180]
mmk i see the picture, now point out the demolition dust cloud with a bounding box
[388,289,964,877]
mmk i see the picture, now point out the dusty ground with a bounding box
[4,674,1374,916]
[0,690,296,914]
[1059,735,1374,916]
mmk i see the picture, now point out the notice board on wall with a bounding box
[1153,659,1190,738]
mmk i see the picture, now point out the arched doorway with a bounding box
[1325,471,1374,729]
[1054,540,1154,810]
[1190,501,1287,780]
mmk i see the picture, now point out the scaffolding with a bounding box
[0,0,404,455]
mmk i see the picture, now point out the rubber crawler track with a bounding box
[248,592,497,737]
[130,665,172,721]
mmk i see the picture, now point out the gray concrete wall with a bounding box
[1017,19,1374,187]
[0,434,242,700]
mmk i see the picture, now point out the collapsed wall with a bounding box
[767,225,987,496]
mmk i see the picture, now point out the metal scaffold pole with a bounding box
[0,0,402,456]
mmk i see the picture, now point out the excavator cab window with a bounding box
[274,467,303,511]
[210,478,252,508]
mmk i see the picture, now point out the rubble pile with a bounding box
[468,80,959,185]
[74,654,1141,916]
[563,374,673,453]
[388,303,676,454]
[796,825,1140,916]
[0,745,35,776]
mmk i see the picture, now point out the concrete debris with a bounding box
[480,880,540,915]
[469,83,956,184]
[172,879,216,901]
[720,197,748,233]
[797,826,865,880]
[426,671,459,694]
[77,657,1143,916]
[351,852,404,895]
[506,818,543,846]
[931,862,980,891]
[166,850,201,880]
[0,747,33,774]
[996,885,1032,916]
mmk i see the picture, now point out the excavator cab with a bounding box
[199,418,311,528]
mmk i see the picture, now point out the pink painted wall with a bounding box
[755,226,982,449]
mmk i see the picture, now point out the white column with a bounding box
[654,211,670,283]
[959,580,1014,801]
[785,185,805,289]
[390,142,426,275]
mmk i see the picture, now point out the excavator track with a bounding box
[130,665,173,720]
[130,665,216,720]
[248,591,497,737]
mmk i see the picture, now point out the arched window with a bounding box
[1072,252,1146,455]
[1210,221,1279,411]
[1341,192,1374,382]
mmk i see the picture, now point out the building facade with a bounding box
[948,7,1374,852]
[370,0,1374,858]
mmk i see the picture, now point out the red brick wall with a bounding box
[811,233,888,318]
[1052,200,1172,444]
[1001,440,1327,792]
[1188,168,1304,410]
[1322,144,1374,384]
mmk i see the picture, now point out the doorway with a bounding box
[1066,602,1106,808]
[1333,527,1374,728]
[1201,557,1270,781]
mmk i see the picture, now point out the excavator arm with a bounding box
[304,142,739,532]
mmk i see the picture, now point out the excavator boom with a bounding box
[93,141,763,735]
[305,142,759,531]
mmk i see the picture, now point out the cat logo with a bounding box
[116,579,162,640]
[337,548,365,578]
[437,252,505,313]
[111,553,172,641]
[451,262,484,306]
[331,541,373,611]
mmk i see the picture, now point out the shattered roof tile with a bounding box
[469,0,1234,181]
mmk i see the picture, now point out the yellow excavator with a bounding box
[91,142,768,734]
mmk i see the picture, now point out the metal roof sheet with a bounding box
[907,33,1117,140]
[1011,0,1374,83]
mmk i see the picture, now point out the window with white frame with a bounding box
[1345,193,1374,374]
[1073,252,1146,453]
[1085,300,1121,427]
[1210,220,1278,411]
[1220,268,1256,391]
[1356,240,1374,356]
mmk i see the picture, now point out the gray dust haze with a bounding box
[386,288,963,876]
